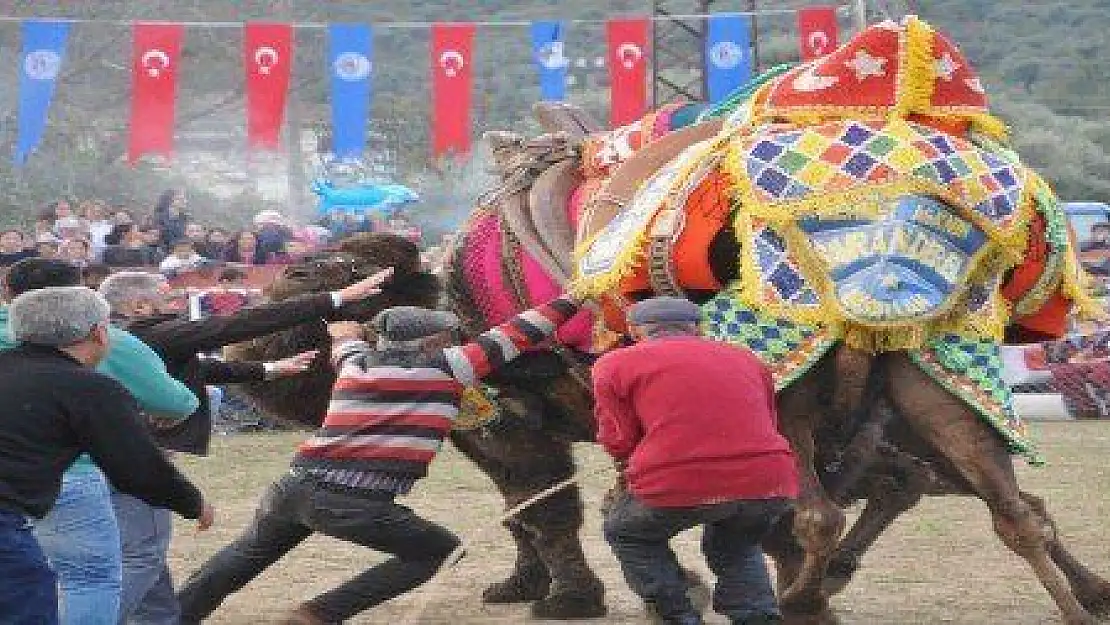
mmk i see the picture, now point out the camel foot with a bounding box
[779,590,833,624]
[1075,580,1110,617]
[820,552,860,597]
[481,567,551,604]
[530,583,608,619]
[780,607,840,625]
[779,583,827,615]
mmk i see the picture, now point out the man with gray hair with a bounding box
[0,287,213,624]
[1,258,199,625]
[593,296,798,625]
[99,267,391,624]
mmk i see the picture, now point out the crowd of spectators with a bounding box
[0,190,443,278]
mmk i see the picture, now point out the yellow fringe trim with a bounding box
[570,137,725,298]
[894,16,936,118]
[967,112,1011,143]
[1061,246,1107,320]
[843,323,927,352]
[719,122,1031,351]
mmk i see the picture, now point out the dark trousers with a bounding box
[0,508,59,624]
[176,475,460,623]
[604,492,790,624]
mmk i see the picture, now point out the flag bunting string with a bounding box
[0,7,851,29]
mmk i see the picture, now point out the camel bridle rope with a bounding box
[399,463,616,624]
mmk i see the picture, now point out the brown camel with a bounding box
[227,228,1110,624]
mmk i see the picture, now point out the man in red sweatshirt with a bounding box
[593,296,799,625]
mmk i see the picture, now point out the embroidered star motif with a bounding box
[844,49,887,81]
[792,63,839,92]
[964,77,986,94]
[935,53,960,81]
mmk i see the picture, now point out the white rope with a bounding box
[399,464,616,625]
[0,6,852,29]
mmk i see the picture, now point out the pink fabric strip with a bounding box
[460,212,518,327]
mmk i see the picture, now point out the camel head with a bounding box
[224,232,442,427]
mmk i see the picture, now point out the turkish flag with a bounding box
[128,23,183,165]
[431,24,476,158]
[797,6,839,61]
[245,23,294,150]
[606,18,649,127]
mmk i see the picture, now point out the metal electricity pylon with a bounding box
[650,0,715,106]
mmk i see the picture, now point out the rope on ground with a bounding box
[399,464,616,624]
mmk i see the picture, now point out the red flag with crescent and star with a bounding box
[244,22,293,150]
[127,23,183,165]
[606,18,649,127]
[797,6,839,61]
[430,23,476,158]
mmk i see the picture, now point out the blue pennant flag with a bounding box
[328,24,373,160]
[15,20,69,165]
[706,14,753,105]
[531,21,568,102]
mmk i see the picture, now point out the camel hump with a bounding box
[576,120,724,248]
[533,101,604,138]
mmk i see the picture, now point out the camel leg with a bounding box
[778,436,846,611]
[449,425,607,619]
[822,476,923,597]
[824,398,942,597]
[888,355,1097,625]
[1021,491,1110,617]
[775,367,847,613]
[482,521,550,603]
[762,514,840,625]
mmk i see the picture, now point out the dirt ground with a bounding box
[169,422,1110,624]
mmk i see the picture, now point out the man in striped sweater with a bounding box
[177,294,581,625]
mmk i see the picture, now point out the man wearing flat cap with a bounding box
[593,296,799,625]
[178,293,583,624]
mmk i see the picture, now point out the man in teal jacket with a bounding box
[1,258,198,625]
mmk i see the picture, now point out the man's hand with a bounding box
[336,267,395,305]
[328,321,365,342]
[196,502,216,532]
[268,351,319,377]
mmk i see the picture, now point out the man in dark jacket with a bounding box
[0,286,214,624]
[97,267,394,624]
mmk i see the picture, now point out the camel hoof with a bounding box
[1076,583,1110,617]
[779,589,832,623]
[779,584,826,613]
[820,553,859,597]
[530,586,608,619]
[780,607,840,625]
[481,571,551,604]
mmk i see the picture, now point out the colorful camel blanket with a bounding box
[701,288,1041,464]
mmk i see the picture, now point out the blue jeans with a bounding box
[0,508,59,624]
[112,491,178,625]
[604,492,790,624]
[34,467,122,625]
